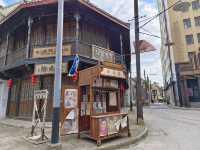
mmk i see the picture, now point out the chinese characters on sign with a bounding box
[34,63,68,75]
[32,45,71,58]
[101,68,126,79]
[92,45,115,63]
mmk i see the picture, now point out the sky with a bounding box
[0,0,163,86]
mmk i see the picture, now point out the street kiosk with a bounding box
[78,63,130,146]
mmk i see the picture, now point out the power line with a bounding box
[139,31,161,39]
[139,0,181,29]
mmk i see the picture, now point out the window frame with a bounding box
[185,34,194,45]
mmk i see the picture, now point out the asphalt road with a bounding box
[119,104,200,150]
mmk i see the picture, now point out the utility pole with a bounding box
[51,0,64,144]
[134,0,143,124]
[161,0,177,106]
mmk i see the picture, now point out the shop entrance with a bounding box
[187,79,200,102]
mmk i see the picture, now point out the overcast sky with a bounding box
[1,0,163,85]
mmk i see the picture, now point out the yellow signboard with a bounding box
[32,45,71,58]
[34,63,68,75]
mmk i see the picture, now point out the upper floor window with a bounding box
[197,33,200,43]
[183,18,192,29]
[194,16,200,26]
[192,1,200,10]
[185,34,194,45]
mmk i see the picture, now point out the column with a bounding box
[4,33,9,66]
[120,34,124,64]
[74,13,80,54]
[26,16,33,59]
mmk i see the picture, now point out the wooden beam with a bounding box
[4,33,9,66]
[26,16,33,59]
[74,12,80,53]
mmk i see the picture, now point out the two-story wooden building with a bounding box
[0,0,130,123]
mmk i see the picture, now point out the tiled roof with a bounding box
[0,0,129,29]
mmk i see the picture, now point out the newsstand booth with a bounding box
[78,63,130,145]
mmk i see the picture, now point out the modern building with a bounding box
[157,0,200,107]
[0,0,130,122]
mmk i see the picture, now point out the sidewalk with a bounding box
[0,111,147,150]
[168,105,200,111]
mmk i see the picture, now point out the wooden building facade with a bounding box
[0,0,130,121]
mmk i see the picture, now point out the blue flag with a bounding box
[68,55,80,77]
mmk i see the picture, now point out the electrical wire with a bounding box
[139,0,181,29]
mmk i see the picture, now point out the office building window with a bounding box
[194,16,200,26]
[183,18,192,29]
[192,1,200,10]
[197,33,200,43]
[185,35,194,45]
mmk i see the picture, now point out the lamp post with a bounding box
[51,0,64,145]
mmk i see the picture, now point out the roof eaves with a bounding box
[0,0,130,30]
[0,0,57,25]
[78,0,130,30]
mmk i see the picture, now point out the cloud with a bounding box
[0,0,5,6]
[91,0,163,85]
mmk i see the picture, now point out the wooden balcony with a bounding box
[31,41,123,64]
[0,41,124,71]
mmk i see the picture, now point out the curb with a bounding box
[96,127,148,150]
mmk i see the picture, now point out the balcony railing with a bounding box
[31,41,124,64]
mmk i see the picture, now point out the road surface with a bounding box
[119,104,200,150]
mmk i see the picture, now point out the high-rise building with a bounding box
[157,0,200,107]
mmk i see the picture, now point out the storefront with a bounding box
[77,63,130,145]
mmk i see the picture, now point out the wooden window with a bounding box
[46,24,57,44]
[32,24,45,46]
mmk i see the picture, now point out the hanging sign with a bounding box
[92,45,115,63]
[34,63,68,75]
[32,45,71,58]
[101,68,126,79]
